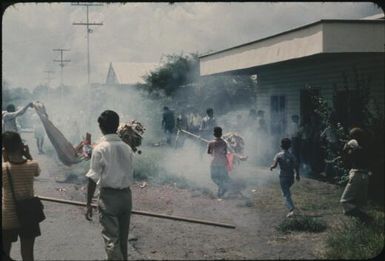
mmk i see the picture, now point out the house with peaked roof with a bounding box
[199,15,384,137]
[105,62,159,86]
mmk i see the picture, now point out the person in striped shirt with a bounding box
[2,131,41,261]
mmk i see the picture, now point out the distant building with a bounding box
[105,62,158,86]
[199,16,384,136]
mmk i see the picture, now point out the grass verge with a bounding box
[324,209,384,259]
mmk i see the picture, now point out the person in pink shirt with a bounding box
[208,126,229,198]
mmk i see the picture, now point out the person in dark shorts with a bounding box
[270,138,300,217]
[208,126,230,198]
[2,131,41,261]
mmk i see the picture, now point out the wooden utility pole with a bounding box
[53,49,71,87]
[72,2,103,85]
[44,70,55,87]
[53,48,70,105]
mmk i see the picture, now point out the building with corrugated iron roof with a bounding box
[199,14,384,136]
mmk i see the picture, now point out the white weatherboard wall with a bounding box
[253,53,384,135]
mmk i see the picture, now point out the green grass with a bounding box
[277,215,327,234]
[293,179,343,214]
[324,210,384,259]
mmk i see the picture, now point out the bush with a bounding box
[276,215,327,234]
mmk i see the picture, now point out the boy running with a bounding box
[270,138,300,217]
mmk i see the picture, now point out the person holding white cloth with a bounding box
[85,110,134,260]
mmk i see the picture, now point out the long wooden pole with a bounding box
[37,195,236,229]
[179,129,209,143]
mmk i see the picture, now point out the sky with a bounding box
[2,2,382,89]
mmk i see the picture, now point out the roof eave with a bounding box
[199,19,384,59]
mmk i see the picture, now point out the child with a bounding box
[270,138,300,217]
[208,126,230,198]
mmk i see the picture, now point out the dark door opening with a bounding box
[300,88,319,125]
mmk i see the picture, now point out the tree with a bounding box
[143,53,199,96]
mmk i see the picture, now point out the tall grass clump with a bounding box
[277,215,327,234]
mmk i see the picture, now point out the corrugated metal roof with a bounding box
[107,62,159,84]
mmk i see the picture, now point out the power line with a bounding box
[72,2,103,85]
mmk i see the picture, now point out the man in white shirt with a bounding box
[85,110,134,260]
[2,103,33,133]
[199,108,217,140]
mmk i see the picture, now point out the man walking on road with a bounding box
[85,110,134,260]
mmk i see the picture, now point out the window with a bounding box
[270,95,286,136]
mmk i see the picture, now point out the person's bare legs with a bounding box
[20,237,35,261]
[39,137,44,153]
[2,239,12,261]
[35,138,40,153]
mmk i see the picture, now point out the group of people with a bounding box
[205,118,370,221]
[2,102,372,261]
[2,109,135,261]
[286,111,345,179]
[269,126,371,220]
[162,106,217,145]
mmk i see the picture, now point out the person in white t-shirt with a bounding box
[85,110,134,260]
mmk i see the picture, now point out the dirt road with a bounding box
[9,132,344,260]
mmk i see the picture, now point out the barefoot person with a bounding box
[32,113,45,154]
[270,138,300,217]
[85,110,134,260]
[2,132,41,261]
[208,126,230,198]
